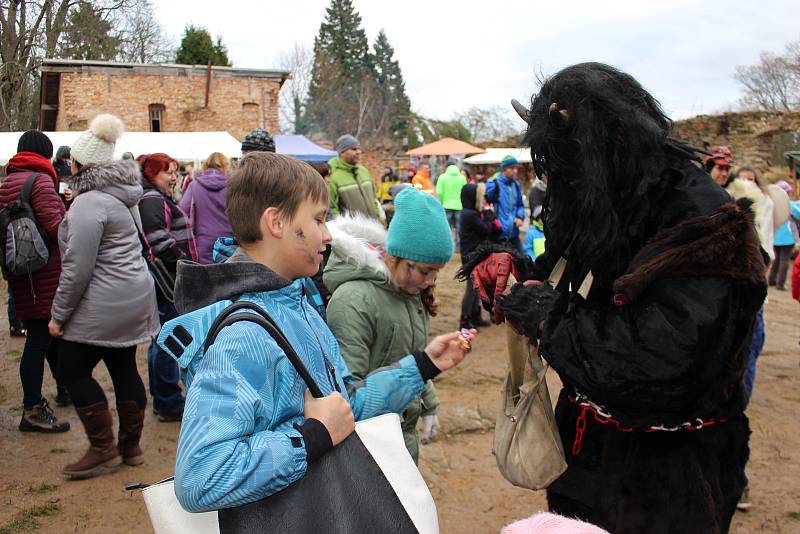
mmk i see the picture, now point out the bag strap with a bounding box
[488,178,500,204]
[103,192,155,260]
[548,257,593,299]
[20,173,40,205]
[203,301,324,398]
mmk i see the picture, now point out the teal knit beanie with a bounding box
[501,155,518,170]
[387,187,453,264]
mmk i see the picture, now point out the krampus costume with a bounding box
[462,63,766,533]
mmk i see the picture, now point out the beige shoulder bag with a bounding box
[493,257,593,490]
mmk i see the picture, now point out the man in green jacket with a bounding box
[436,160,467,250]
[327,134,382,220]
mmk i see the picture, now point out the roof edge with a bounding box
[40,58,289,79]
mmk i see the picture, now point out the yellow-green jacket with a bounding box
[327,156,381,219]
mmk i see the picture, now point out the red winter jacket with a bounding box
[0,152,65,319]
[792,253,800,303]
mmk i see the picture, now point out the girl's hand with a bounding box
[424,329,476,372]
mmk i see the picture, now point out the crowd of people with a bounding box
[0,60,794,533]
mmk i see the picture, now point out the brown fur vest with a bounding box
[612,198,768,305]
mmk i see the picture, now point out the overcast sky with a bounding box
[153,0,800,122]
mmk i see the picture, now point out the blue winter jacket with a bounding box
[157,249,428,512]
[775,201,800,247]
[523,220,546,262]
[485,175,525,239]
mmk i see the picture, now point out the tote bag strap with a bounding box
[203,301,324,398]
[547,256,593,299]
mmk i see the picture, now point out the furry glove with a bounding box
[497,281,559,342]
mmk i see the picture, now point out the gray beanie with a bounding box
[335,134,360,155]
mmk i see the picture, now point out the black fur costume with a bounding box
[473,63,767,533]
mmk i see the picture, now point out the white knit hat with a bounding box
[71,114,125,166]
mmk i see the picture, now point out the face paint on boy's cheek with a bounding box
[293,227,321,266]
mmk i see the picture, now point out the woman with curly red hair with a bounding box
[137,153,197,421]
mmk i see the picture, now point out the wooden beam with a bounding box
[204,61,212,109]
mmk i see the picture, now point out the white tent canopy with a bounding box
[463,148,532,166]
[0,131,242,165]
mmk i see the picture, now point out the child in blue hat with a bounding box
[325,187,464,461]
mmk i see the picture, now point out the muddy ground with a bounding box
[1,260,799,533]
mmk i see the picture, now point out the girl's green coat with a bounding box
[324,214,439,462]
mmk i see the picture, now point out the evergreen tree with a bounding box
[305,0,375,140]
[372,29,412,142]
[312,0,372,78]
[175,25,230,66]
[59,2,121,61]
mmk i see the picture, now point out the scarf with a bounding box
[6,152,58,184]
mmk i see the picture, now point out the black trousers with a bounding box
[57,339,146,409]
[19,318,61,407]
[769,245,793,288]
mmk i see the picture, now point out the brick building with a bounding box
[38,59,288,140]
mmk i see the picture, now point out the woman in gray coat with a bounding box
[49,151,159,479]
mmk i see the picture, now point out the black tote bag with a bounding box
[144,301,439,534]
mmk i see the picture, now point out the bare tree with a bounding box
[117,0,174,63]
[353,71,375,140]
[734,40,800,112]
[0,0,134,131]
[453,106,520,144]
[276,42,312,134]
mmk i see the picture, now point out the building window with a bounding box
[149,104,165,132]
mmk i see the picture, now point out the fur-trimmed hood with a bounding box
[323,213,391,293]
[68,159,143,207]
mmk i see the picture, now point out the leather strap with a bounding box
[548,256,593,299]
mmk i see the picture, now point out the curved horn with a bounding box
[511,99,530,123]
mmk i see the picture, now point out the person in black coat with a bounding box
[462,63,766,533]
[458,182,498,329]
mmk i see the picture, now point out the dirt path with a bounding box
[1,261,798,533]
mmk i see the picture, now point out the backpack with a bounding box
[487,176,521,207]
[0,174,50,276]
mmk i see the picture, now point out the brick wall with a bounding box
[674,111,800,173]
[359,148,405,181]
[55,70,281,140]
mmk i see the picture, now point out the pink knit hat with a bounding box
[501,512,609,534]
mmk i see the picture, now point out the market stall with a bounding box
[0,131,242,165]
[275,135,337,163]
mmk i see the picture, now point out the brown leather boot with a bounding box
[62,402,121,479]
[116,400,145,466]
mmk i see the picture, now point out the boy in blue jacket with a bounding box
[485,156,526,251]
[157,152,471,512]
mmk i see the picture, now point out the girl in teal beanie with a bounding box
[324,187,460,462]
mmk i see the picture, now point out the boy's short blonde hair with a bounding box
[227,152,328,244]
